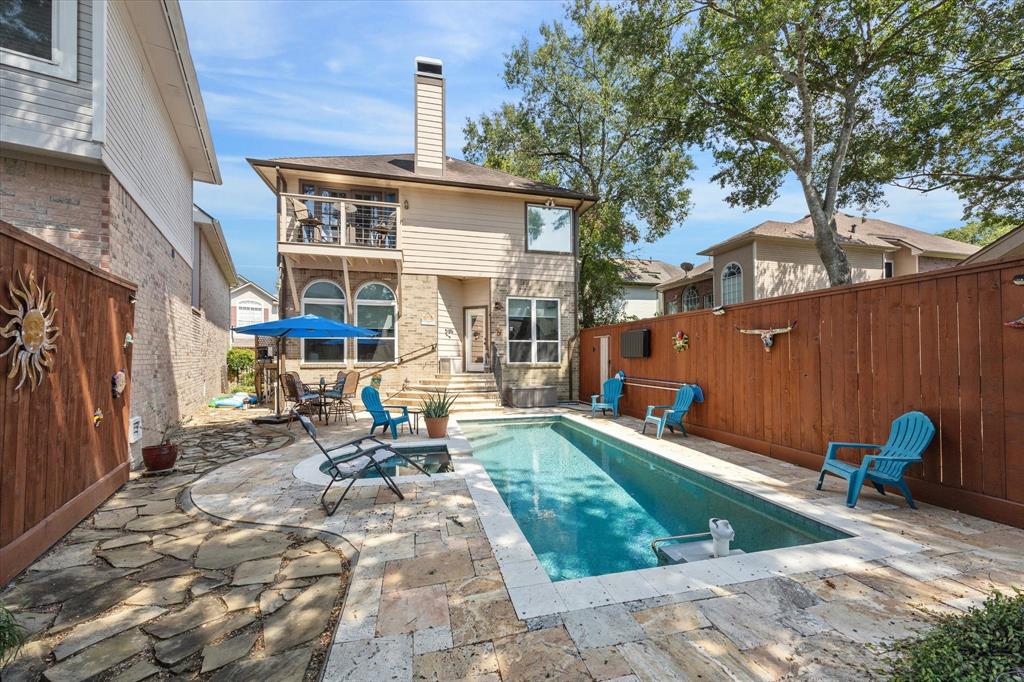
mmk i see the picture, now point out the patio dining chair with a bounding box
[292,411,429,515]
[591,373,624,418]
[361,385,410,439]
[281,372,322,428]
[816,410,935,509]
[326,370,359,424]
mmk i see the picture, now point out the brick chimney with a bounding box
[414,57,444,177]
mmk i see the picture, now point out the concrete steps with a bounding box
[389,373,502,412]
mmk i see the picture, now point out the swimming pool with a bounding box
[460,417,849,582]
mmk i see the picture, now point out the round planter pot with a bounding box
[142,443,178,472]
[424,416,449,439]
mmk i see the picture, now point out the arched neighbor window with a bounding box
[721,262,743,305]
[356,282,397,362]
[302,281,346,362]
[683,286,699,311]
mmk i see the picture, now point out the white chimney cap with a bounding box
[415,56,444,78]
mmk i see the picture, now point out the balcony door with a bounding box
[464,308,487,372]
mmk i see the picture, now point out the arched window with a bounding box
[302,281,346,362]
[683,286,699,311]
[721,262,743,305]
[356,282,397,362]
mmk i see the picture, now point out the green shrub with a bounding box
[883,589,1024,681]
[226,348,255,383]
[0,601,25,667]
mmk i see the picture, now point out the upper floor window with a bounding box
[721,262,743,305]
[526,204,572,253]
[356,282,396,363]
[302,280,346,363]
[236,301,264,327]
[507,297,560,364]
[0,0,78,81]
[666,298,680,315]
[683,286,699,311]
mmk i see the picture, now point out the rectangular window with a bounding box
[526,204,573,253]
[1,0,78,80]
[191,225,202,309]
[507,297,560,364]
[236,302,264,327]
[884,261,894,278]
[356,301,396,363]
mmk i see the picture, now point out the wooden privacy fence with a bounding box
[1,221,136,584]
[580,256,1024,528]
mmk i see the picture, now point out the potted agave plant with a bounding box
[420,389,458,439]
[141,417,189,472]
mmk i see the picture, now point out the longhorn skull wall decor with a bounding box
[736,320,797,352]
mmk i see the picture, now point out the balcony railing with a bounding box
[279,192,399,249]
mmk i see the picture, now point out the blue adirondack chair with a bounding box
[642,383,704,439]
[817,411,935,508]
[361,385,411,439]
[591,374,624,418]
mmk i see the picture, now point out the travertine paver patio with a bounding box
[0,409,352,682]
[185,408,1024,681]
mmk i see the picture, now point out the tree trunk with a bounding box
[803,193,853,286]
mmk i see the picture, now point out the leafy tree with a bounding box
[463,3,693,327]
[939,217,1018,247]
[619,0,1023,286]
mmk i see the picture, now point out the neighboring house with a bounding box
[230,276,279,346]
[656,260,715,314]
[958,225,1024,265]
[248,58,596,404]
[697,214,979,305]
[0,0,236,457]
[617,259,683,318]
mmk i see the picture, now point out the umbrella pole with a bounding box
[276,336,283,416]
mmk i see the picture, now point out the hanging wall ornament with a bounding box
[672,331,689,352]
[124,332,134,348]
[112,369,127,398]
[0,270,61,390]
[736,321,797,352]
[1005,314,1024,329]
[93,408,104,428]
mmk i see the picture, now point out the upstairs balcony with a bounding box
[278,193,400,261]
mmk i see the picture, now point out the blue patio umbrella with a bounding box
[232,314,377,419]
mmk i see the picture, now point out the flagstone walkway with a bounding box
[1,409,352,682]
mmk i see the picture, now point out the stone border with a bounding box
[455,412,926,620]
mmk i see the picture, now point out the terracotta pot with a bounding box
[142,443,178,472]
[424,416,449,439]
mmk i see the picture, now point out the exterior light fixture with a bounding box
[403,200,410,210]
[712,305,726,316]
[544,198,556,208]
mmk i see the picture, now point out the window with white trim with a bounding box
[0,0,78,81]
[666,298,680,315]
[526,204,573,253]
[507,297,560,363]
[703,293,713,309]
[683,286,699,311]
[236,301,264,327]
[356,282,396,363]
[721,262,743,305]
[302,281,346,362]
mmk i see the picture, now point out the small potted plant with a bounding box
[420,389,458,439]
[141,417,189,472]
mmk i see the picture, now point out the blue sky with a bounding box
[181,0,967,292]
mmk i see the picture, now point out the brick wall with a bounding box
[490,277,576,401]
[1,154,232,461]
[918,255,961,273]
[663,278,714,312]
[280,266,439,398]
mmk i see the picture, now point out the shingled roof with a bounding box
[248,154,596,202]
[618,259,684,286]
[654,260,714,291]
[699,213,979,257]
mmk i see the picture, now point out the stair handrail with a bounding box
[359,343,437,382]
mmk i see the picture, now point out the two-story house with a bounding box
[230,275,279,347]
[1,0,236,456]
[249,58,595,407]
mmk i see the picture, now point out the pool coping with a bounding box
[451,411,927,620]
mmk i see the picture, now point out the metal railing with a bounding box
[279,192,399,249]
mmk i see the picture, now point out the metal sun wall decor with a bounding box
[672,331,689,352]
[1,271,61,390]
[736,320,797,352]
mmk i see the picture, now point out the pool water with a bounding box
[460,417,849,582]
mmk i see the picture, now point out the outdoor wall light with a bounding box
[493,301,504,312]
[712,305,726,316]
[403,200,410,210]
[128,293,137,304]
[544,197,556,207]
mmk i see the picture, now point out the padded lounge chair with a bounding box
[591,374,624,418]
[292,411,429,515]
[642,384,699,439]
[816,411,935,509]
[362,385,410,439]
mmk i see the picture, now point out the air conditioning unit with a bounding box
[128,416,143,443]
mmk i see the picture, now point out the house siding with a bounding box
[712,242,755,304]
[0,0,97,156]
[399,187,575,281]
[754,240,883,299]
[918,255,960,273]
[103,0,194,264]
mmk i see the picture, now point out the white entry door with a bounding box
[598,336,610,385]
[464,308,487,372]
